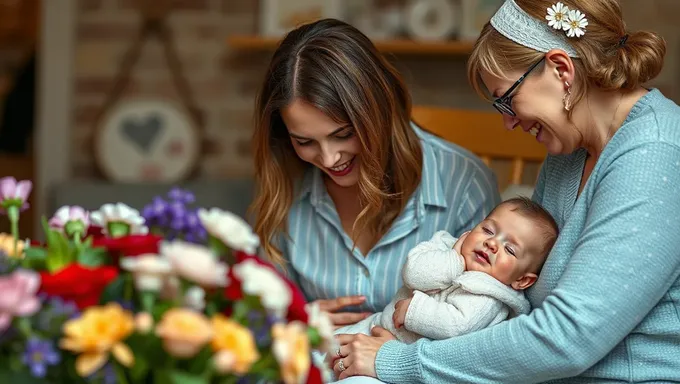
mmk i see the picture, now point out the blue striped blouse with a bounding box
[280,125,500,312]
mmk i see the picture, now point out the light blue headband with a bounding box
[490,0,581,58]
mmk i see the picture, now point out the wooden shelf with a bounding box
[226,35,475,56]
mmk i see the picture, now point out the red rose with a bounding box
[226,251,309,323]
[39,264,119,309]
[92,234,163,262]
[86,225,104,239]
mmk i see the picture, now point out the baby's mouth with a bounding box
[474,250,490,264]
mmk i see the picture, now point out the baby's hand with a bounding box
[392,297,412,329]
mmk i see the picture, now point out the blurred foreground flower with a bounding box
[198,208,260,254]
[0,232,27,258]
[0,269,41,332]
[160,240,228,288]
[0,177,32,212]
[155,308,213,358]
[59,303,135,377]
[91,203,148,237]
[49,206,90,238]
[233,259,291,318]
[22,338,61,378]
[272,321,311,384]
[211,314,259,375]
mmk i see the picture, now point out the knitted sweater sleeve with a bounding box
[374,142,680,383]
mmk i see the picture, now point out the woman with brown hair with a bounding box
[334,0,680,382]
[250,18,499,332]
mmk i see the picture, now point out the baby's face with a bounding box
[460,204,545,289]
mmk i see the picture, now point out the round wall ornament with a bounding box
[94,99,200,182]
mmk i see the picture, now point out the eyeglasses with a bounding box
[492,57,545,117]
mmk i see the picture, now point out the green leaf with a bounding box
[0,369,47,384]
[231,300,250,323]
[249,351,279,378]
[307,327,322,348]
[127,333,167,368]
[99,275,126,305]
[155,370,209,384]
[187,346,213,375]
[218,376,239,384]
[22,247,47,270]
[151,300,174,323]
[129,353,150,382]
[76,246,109,267]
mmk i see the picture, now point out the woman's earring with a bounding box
[563,81,572,112]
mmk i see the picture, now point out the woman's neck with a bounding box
[576,87,647,158]
[324,177,361,213]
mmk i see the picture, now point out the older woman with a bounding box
[333,0,680,383]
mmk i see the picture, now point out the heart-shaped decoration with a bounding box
[120,113,165,154]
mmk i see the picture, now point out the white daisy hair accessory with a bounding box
[563,8,588,38]
[490,0,580,57]
[546,2,569,30]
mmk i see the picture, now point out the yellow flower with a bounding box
[0,232,26,258]
[272,321,310,384]
[210,314,259,374]
[155,308,213,358]
[59,303,135,377]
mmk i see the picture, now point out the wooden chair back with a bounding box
[411,105,547,186]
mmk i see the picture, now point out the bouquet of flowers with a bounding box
[0,177,335,383]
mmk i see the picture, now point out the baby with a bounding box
[336,197,559,343]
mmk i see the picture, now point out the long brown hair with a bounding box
[468,0,666,111]
[250,18,423,266]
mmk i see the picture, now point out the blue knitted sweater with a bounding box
[374,89,680,383]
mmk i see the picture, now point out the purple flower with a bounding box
[21,338,60,378]
[184,209,201,230]
[0,177,32,212]
[170,217,186,232]
[246,310,278,348]
[168,187,195,204]
[169,201,186,219]
[143,188,207,243]
[116,299,135,312]
[36,296,79,332]
[151,197,169,215]
[86,362,116,384]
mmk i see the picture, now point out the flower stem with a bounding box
[16,316,33,338]
[7,206,20,257]
[74,232,82,248]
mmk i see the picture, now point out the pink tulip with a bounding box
[0,177,33,211]
[0,270,41,331]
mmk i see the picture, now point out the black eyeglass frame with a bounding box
[492,57,546,116]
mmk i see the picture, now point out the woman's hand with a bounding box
[312,295,372,329]
[332,326,397,380]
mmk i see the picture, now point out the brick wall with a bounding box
[70,0,680,181]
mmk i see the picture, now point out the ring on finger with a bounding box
[338,359,346,372]
[336,347,342,357]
